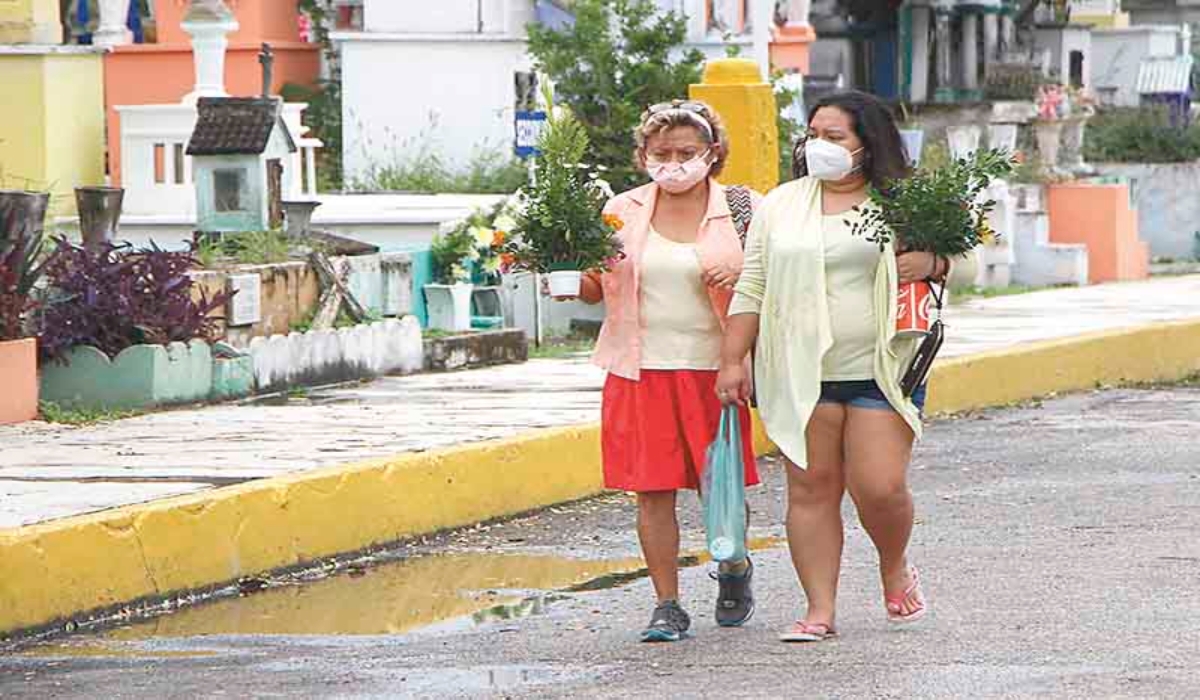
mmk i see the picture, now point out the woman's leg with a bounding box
[842,406,922,615]
[785,403,848,627]
[637,490,681,602]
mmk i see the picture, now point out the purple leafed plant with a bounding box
[38,238,232,363]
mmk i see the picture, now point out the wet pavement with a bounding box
[2,275,1199,529]
[3,386,1199,699]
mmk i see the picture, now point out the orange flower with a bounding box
[500,252,516,267]
[602,214,624,230]
[492,230,507,247]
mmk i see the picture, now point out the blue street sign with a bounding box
[515,111,548,159]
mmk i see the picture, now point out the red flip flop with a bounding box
[885,566,928,624]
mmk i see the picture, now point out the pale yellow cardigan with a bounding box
[729,177,923,469]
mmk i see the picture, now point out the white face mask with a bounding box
[646,150,712,194]
[804,138,864,182]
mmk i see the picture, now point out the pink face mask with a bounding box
[647,151,712,194]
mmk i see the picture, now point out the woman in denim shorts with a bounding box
[716,91,948,642]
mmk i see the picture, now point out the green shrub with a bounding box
[1083,108,1200,163]
[527,0,704,192]
[353,145,528,194]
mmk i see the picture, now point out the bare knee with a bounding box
[853,480,911,515]
[637,491,677,519]
[787,464,844,509]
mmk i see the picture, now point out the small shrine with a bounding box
[187,96,297,233]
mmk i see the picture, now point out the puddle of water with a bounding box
[24,536,783,657]
[20,642,218,660]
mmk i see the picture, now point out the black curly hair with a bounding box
[793,91,911,190]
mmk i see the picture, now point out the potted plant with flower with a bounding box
[0,192,52,425]
[850,148,1016,337]
[425,223,477,332]
[1033,82,1069,176]
[502,96,623,298]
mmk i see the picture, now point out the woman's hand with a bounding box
[896,251,939,284]
[715,361,752,406]
[701,262,740,290]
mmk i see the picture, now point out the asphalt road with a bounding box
[2,387,1199,699]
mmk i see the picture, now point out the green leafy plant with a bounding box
[850,149,1016,257]
[1082,107,1200,163]
[353,144,528,194]
[429,225,477,284]
[527,0,704,191]
[772,70,805,183]
[502,96,623,274]
[190,230,292,266]
[288,0,344,189]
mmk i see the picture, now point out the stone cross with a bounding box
[259,43,275,99]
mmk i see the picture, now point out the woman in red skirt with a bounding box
[578,101,760,642]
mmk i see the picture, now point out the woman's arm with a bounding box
[716,194,769,404]
[716,313,759,404]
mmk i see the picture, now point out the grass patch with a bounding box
[352,145,528,195]
[192,230,293,267]
[950,284,1053,303]
[39,401,142,425]
[530,335,594,359]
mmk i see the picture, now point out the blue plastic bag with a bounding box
[702,405,747,563]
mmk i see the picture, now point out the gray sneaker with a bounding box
[641,600,691,642]
[714,557,755,627]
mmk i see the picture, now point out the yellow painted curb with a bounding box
[2,319,1198,636]
[926,320,1200,415]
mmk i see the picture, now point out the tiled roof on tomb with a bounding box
[186,97,293,156]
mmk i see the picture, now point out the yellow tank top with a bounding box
[821,211,881,380]
[638,229,723,370]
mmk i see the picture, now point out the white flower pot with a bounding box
[987,123,1019,154]
[547,270,582,298]
[1033,121,1064,175]
[946,125,982,162]
[94,0,133,48]
[425,283,474,332]
[899,129,925,167]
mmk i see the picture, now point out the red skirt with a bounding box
[601,369,759,492]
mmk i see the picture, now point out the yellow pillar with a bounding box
[0,0,62,44]
[0,49,106,216]
[689,58,779,195]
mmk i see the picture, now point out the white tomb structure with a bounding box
[336,0,803,182]
[116,0,321,221]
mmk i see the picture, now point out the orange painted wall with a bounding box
[105,44,319,185]
[153,0,307,46]
[103,0,320,185]
[1047,182,1150,284]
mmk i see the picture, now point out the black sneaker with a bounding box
[640,600,691,642]
[713,557,755,627]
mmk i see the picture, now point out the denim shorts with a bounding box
[818,380,926,412]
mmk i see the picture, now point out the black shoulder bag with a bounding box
[900,281,945,398]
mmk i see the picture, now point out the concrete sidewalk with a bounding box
[2,274,1199,529]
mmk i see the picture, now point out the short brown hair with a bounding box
[634,100,730,177]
